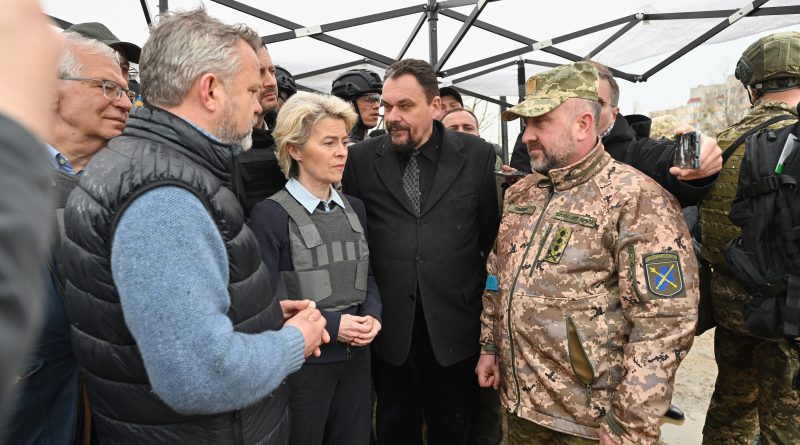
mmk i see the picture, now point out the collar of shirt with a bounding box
[46,143,82,176]
[176,116,221,142]
[285,178,345,214]
[397,120,442,162]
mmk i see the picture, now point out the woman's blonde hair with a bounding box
[274,92,357,178]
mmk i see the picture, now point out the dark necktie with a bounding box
[403,151,421,216]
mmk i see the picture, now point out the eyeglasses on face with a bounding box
[356,93,381,104]
[60,77,136,102]
[598,98,617,108]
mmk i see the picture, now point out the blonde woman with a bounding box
[250,92,382,445]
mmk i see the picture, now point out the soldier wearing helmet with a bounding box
[700,31,800,445]
[331,69,383,144]
[275,66,297,104]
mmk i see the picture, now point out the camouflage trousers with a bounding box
[702,273,800,445]
[506,414,596,445]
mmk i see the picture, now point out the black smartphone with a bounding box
[494,170,529,178]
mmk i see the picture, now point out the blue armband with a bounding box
[485,274,499,292]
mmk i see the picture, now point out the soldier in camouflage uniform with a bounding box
[476,61,699,445]
[700,32,800,445]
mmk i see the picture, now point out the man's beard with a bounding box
[217,101,254,152]
[529,131,573,174]
[387,123,417,155]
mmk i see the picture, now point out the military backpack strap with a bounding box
[721,114,796,165]
[268,189,324,248]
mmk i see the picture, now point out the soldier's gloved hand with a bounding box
[669,124,723,181]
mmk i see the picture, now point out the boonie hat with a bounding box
[502,61,600,121]
[66,22,141,63]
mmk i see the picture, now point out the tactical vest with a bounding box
[701,102,798,267]
[61,106,288,445]
[269,189,368,311]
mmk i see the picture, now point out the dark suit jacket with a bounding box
[342,121,499,367]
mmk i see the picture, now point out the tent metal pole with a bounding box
[159,0,168,14]
[441,45,532,77]
[434,0,491,72]
[213,0,396,66]
[644,6,800,20]
[140,0,153,25]
[398,12,428,60]
[451,86,512,107]
[262,5,424,44]
[585,15,643,59]
[500,95,508,163]
[640,0,771,81]
[517,60,525,132]
[439,9,584,62]
[427,0,439,66]
[522,59,560,68]
[451,60,517,84]
[516,59,526,100]
[295,59,378,80]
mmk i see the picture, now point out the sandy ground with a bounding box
[660,328,718,445]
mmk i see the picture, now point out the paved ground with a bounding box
[660,328,717,444]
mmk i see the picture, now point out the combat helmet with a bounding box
[275,66,297,99]
[735,31,800,95]
[331,69,382,100]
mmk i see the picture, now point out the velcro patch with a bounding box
[553,210,596,228]
[643,252,685,298]
[543,226,572,264]
[506,204,536,215]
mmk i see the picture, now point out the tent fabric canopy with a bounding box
[44,0,800,102]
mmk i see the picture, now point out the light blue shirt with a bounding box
[285,178,345,214]
[46,144,82,176]
[111,186,305,414]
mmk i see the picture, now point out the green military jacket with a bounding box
[700,100,799,267]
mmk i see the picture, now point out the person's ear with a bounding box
[196,73,222,113]
[575,111,594,142]
[288,144,302,162]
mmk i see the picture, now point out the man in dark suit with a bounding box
[342,59,499,445]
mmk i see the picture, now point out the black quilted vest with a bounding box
[61,106,289,445]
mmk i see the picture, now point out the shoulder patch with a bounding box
[506,204,536,214]
[643,252,685,298]
[553,210,596,228]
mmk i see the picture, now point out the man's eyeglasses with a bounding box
[598,98,617,108]
[60,77,137,102]
[356,93,381,104]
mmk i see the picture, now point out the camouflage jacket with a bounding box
[480,142,698,444]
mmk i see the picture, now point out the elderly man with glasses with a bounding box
[1,32,131,444]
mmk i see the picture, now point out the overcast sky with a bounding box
[42,1,799,145]
[617,24,798,115]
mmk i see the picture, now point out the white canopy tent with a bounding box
[42,0,800,151]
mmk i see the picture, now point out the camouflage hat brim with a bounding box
[501,98,562,121]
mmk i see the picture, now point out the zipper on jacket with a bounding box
[507,188,554,413]
[566,316,596,407]
[232,409,244,445]
[346,344,352,360]
[529,222,553,276]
